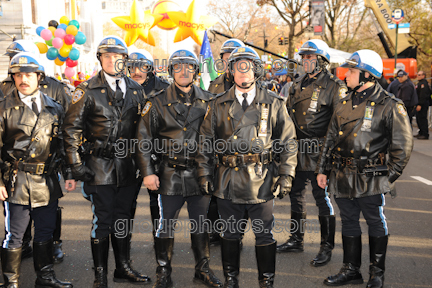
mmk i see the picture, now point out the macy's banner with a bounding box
[112,0,218,47]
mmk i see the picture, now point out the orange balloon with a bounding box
[152,0,181,30]
[54,58,65,66]
[48,26,56,36]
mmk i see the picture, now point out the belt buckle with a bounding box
[227,155,237,168]
[36,163,45,175]
[262,150,269,165]
[236,154,244,166]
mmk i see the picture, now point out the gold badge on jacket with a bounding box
[72,89,85,104]
[141,101,152,116]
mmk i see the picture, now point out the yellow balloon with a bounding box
[66,25,78,36]
[152,0,181,30]
[63,43,73,50]
[60,16,70,25]
[59,46,71,58]
[54,58,65,66]
[48,26,56,36]
[35,42,48,54]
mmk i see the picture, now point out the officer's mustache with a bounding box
[19,83,30,87]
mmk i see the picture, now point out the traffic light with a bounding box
[264,39,268,48]
[278,37,284,45]
[284,38,289,45]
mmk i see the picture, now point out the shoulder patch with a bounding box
[339,87,348,99]
[397,103,407,116]
[141,101,152,116]
[72,88,85,104]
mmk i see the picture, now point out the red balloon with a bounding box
[64,34,75,45]
[66,58,78,67]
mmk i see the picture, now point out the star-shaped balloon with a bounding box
[167,0,218,46]
[112,0,163,46]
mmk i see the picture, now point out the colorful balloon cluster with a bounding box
[35,16,87,78]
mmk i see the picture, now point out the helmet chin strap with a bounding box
[20,86,41,98]
[234,79,255,89]
[174,78,194,88]
[351,71,374,92]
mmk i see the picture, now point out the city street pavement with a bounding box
[1,136,432,287]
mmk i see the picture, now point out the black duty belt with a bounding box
[219,151,273,168]
[16,161,48,175]
[161,155,196,170]
[331,153,387,176]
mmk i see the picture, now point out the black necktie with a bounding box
[241,93,248,111]
[114,79,124,107]
[31,97,39,115]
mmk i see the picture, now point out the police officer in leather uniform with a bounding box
[316,50,413,288]
[0,52,74,288]
[415,71,431,139]
[128,49,170,234]
[1,40,72,112]
[136,49,222,288]
[278,40,347,268]
[196,47,297,288]
[1,40,72,263]
[208,39,245,95]
[207,39,245,246]
[62,36,150,288]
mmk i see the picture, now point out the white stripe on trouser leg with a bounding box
[156,194,164,238]
[379,194,388,235]
[90,195,99,239]
[324,186,335,216]
[3,202,11,248]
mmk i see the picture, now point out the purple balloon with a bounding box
[54,28,66,39]
[52,37,63,49]
[41,29,53,41]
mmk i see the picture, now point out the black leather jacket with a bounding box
[196,85,297,204]
[316,84,413,198]
[136,84,213,197]
[287,71,347,172]
[62,71,146,187]
[208,73,234,94]
[0,90,70,208]
[1,76,72,112]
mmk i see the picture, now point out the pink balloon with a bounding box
[54,28,66,39]
[52,37,63,49]
[64,34,75,45]
[41,29,52,41]
[64,67,76,78]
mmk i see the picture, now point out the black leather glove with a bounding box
[273,175,293,199]
[198,176,214,195]
[71,164,95,182]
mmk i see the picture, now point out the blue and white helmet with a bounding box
[228,47,264,82]
[9,52,45,76]
[298,39,330,63]
[129,49,154,74]
[4,40,40,57]
[129,50,154,65]
[220,39,245,58]
[97,35,128,56]
[340,50,383,79]
[168,49,199,78]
